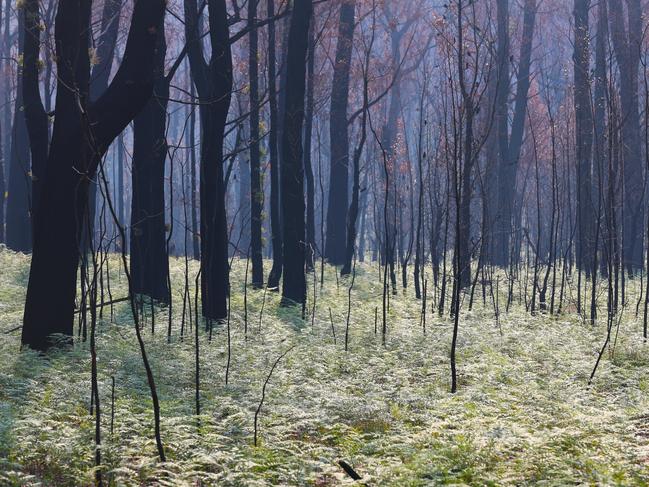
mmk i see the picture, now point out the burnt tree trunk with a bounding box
[22,0,48,218]
[573,0,594,276]
[21,0,166,351]
[185,0,233,321]
[325,0,355,265]
[6,12,31,252]
[249,0,264,286]
[609,0,644,273]
[303,18,316,271]
[493,0,536,267]
[280,0,312,305]
[267,0,283,288]
[130,26,170,304]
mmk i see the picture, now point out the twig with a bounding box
[253,344,296,446]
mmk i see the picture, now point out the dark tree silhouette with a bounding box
[267,0,283,289]
[325,0,355,266]
[280,0,312,305]
[609,0,644,273]
[5,12,31,252]
[573,0,594,279]
[21,0,167,351]
[249,0,264,287]
[130,22,171,304]
[184,0,233,321]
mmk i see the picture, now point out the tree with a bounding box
[130,22,171,304]
[5,11,31,252]
[267,0,283,289]
[325,0,355,266]
[609,0,644,273]
[573,0,594,277]
[491,0,537,268]
[249,0,264,287]
[21,0,167,351]
[280,0,312,305]
[22,0,48,220]
[184,0,233,321]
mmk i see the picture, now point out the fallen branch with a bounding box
[338,460,362,480]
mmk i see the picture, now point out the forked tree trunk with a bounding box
[21,0,166,351]
[184,0,233,321]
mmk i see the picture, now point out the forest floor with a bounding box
[1,247,649,486]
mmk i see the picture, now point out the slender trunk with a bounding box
[267,0,283,288]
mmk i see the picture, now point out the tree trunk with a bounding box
[130,26,170,304]
[267,0,283,288]
[22,0,48,218]
[6,12,31,252]
[303,18,316,271]
[185,0,233,321]
[494,0,536,268]
[280,0,312,305]
[249,0,264,286]
[325,0,355,265]
[573,0,594,277]
[21,0,167,351]
[609,0,644,273]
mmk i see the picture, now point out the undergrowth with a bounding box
[0,246,648,485]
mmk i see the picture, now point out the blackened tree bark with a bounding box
[594,0,608,277]
[22,0,48,217]
[303,18,316,271]
[341,12,374,276]
[0,115,4,244]
[281,0,312,305]
[609,0,644,273]
[6,12,32,252]
[573,0,594,276]
[249,0,264,287]
[86,0,122,243]
[189,79,200,260]
[184,0,232,320]
[267,0,283,288]
[89,0,122,101]
[21,0,167,351]
[493,0,536,267]
[1,0,9,245]
[490,0,509,266]
[0,0,4,244]
[130,24,171,304]
[325,0,355,265]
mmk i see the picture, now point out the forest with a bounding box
[0,0,649,484]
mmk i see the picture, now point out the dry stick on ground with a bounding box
[253,344,296,446]
[338,459,362,480]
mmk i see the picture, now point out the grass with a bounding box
[0,246,648,485]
